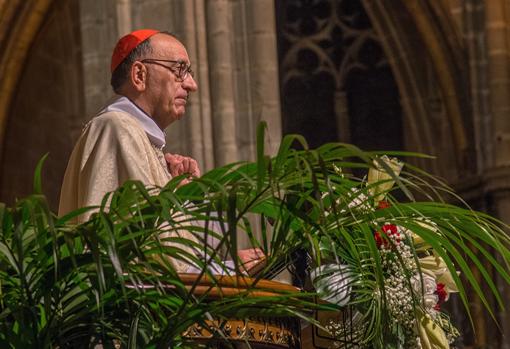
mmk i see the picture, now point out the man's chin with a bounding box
[173,108,186,120]
[163,113,182,127]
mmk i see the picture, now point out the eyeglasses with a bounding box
[141,59,194,82]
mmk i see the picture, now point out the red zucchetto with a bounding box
[111,29,160,73]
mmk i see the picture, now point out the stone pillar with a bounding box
[173,0,283,167]
[188,0,215,171]
[483,167,510,349]
[78,0,119,116]
[484,3,510,346]
[115,0,132,35]
[485,0,510,167]
[206,0,240,166]
[462,0,492,173]
[241,0,282,158]
[334,91,350,143]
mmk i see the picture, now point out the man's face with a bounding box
[142,34,198,129]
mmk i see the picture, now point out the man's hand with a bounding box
[238,248,266,276]
[165,153,201,184]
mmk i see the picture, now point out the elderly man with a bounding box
[59,30,199,218]
[59,29,263,274]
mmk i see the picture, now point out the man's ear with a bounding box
[131,61,147,92]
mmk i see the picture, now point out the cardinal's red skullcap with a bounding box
[111,29,160,72]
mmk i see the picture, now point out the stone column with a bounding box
[78,1,119,116]
[334,91,350,143]
[240,0,283,158]
[476,2,510,347]
[462,0,492,173]
[115,0,132,35]
[485,0,510,168]
[206,0,240,166]
[483,166,510,349]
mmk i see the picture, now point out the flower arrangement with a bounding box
[312,156,466,348]
[1,126,509,349]
[373,221,460,348]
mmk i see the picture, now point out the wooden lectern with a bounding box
[179,273,302,348]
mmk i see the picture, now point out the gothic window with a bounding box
[276,0,404,151]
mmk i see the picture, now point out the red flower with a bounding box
[374,224,399,248]
[382,224,399,237]
[374,231,384,248]
[377,200,391,210]
[434,283,448,310]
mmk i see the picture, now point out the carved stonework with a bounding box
[277,0,403,151]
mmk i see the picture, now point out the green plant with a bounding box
[0,123,508,348]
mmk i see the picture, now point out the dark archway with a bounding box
[0,0,84,210]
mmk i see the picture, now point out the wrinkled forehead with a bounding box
[150,34,190,63]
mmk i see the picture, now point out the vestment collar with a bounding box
[102,96,166,149]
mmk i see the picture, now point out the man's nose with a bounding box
[183,75,198,92]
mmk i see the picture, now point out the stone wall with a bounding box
[0,0,84,210]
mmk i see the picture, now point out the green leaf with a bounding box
[33,153,49,195]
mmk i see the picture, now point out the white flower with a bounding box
[310,264,352,306]
[347,188,367,208]
[367,155,404,203]
[411,274,439,311]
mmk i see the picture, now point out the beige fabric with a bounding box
[59,110,171,220]
[59,110,196,272]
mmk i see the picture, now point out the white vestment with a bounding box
[59,97,170,220]
[59,97,201,272]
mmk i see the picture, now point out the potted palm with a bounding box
[0,123,509,348]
